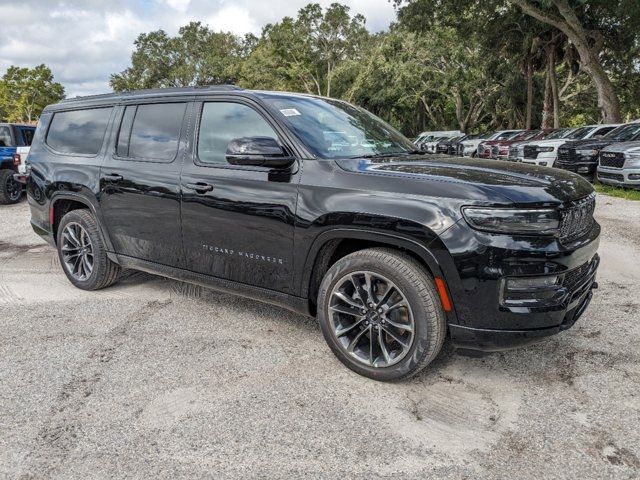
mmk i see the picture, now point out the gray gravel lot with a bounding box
[1,195,639,479]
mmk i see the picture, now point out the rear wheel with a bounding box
[56,209,121,290]
[317,248,446,381]
[0,169,22,204]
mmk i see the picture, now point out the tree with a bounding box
[239,3,370,97]
[505,0,640,123]
[110,22,248,91]
[0,65,65,123]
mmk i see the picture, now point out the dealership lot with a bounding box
[1,197,639,479]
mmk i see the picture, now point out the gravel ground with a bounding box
[0,195,639,479]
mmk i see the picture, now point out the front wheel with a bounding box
[0,170,22,204]
[317,248,446,381]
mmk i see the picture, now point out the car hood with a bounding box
[560,139,615,150]
[335,154,594,204]
[523,139,571,148]
[600,140,640,154]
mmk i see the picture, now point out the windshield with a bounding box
[545,128,573,140]
[260,94,415,159]
[603,123,640,141]
[490,131,521,141]
[519,130,542,140]
[565,126,596,139]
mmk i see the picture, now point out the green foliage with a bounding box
[110,1,639,135]
[238,3,370,96]
[110,22,248,91]
[0,64,65,123]
[595,184,640,201]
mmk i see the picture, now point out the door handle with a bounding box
[103,173,123,182]
[185,182,214,194]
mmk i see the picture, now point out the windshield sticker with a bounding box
[280,108,301,117]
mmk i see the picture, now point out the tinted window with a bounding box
[592,126,616,137]
[0,126,11,147]
[198,102,279,164]
[46,108,112,155]
[118,103,186,161]
[261,95,415,159]
[20,128,35,146]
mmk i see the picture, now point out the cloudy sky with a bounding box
[0,0,397,97]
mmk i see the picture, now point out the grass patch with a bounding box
[595,183,640,201]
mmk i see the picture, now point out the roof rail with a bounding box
[60,85,244,103]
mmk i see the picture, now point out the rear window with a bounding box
[46,108,113,155]
[0,126,11,147]
[20,128,35,146]
[116,103,186,162]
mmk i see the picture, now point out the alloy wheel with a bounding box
[328,271,415,368]
[61,222,94,281]
[5,176,21,202]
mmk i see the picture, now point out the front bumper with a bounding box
[450,285,596,352]
[435,216,601,353]
[556,157,597,177]
[598,166,640,188]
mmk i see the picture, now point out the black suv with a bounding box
[25,86,600,380]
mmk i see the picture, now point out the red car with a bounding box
[480,130,556,160]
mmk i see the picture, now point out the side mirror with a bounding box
[226,136,295,168]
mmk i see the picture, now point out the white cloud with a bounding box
[0,0,397,97]
[206,6,258,35]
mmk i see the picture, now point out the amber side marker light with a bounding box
[434,277,453,312]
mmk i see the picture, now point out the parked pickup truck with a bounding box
[555,122,640,179]
[597,140,640,188]
[0,123,36,204]
[515,124,619,168]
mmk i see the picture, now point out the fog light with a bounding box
[540,162,548,166]
[629,174,640,180]
[506,276,560,291]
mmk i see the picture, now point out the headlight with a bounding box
[537,146,554,152]
[576,149,598,157]
[626,152,640,167]
[462,207,560,235]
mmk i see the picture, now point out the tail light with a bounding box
[13,154,21,166]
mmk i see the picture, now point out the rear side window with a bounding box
[197,102,278,165]
[46,108,112,155]
[0,126,11,147]
[20,128,35,146]
[116,103,186,162]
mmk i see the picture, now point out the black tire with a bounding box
[317,248,446,381]
[0,169,22,205]
[56,209,121,290]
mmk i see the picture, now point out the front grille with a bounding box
[491,146,499,158]
[556,148,576,164]
[563,262,592,292]
[524,145,539,159]
[559,193,596,243]
[599,152,625,168]
[598,171,624,182]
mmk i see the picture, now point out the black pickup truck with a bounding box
[24,86,600,380]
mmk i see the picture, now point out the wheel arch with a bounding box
[302,228,454,319]
[50,192,116,258]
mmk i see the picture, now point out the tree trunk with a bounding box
[525,57,533,130]
[548,49,560,128]
[510,0,621,122]
[542,65,553,129]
